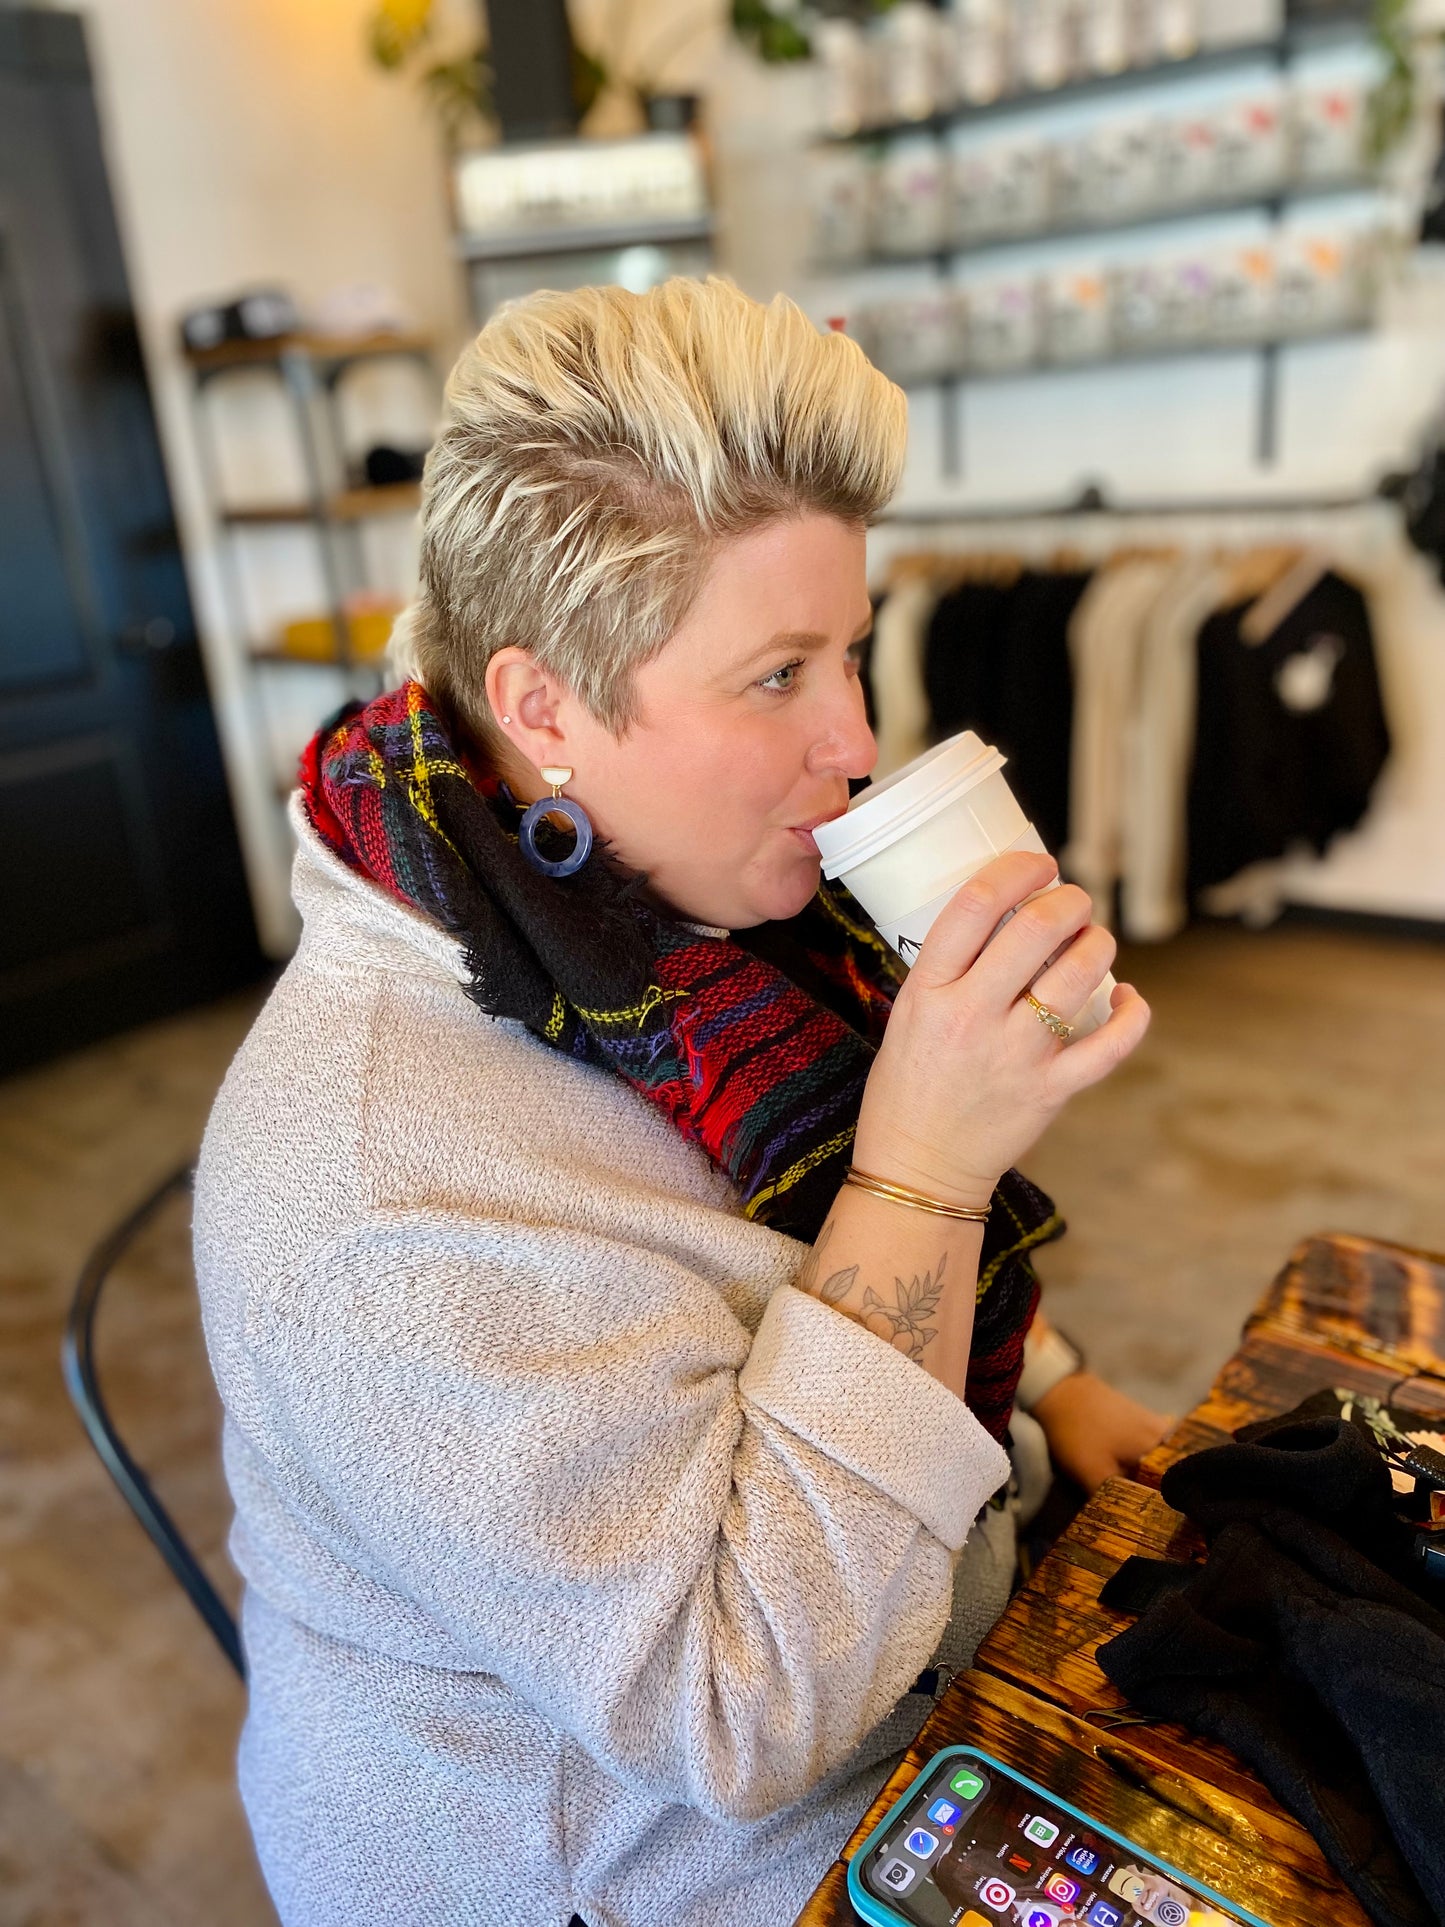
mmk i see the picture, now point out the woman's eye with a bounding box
[758,658,804,694]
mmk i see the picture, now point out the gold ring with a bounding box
[1024,991,1074,1041]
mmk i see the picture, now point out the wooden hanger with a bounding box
[1238,545,1332,646]
[1217,543,1303,609]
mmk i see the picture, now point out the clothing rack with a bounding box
[865,490,1404,940]
[877,480,1402,524]
[870,481,1407,592]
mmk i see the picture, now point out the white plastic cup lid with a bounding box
[812,731,1007,879]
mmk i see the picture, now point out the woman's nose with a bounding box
[809,679,877,783]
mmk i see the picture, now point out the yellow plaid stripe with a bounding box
[743,1123,857,1221]
[976,1207,1063,1299]
[815,885,899,971]
[397,683,464,858]
[573,984,690,1031]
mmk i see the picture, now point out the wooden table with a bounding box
[795,1232,1445,1927]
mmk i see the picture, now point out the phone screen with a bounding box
[861,1753,1256,1927]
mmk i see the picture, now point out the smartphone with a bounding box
[847,1746,1273,1927]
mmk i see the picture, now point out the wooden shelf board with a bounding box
[221,481,421,526]
[250,645,388,668]
[185,330,433,372]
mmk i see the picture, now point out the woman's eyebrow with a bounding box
[742,614,875,668]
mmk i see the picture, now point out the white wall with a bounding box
[85,0,476,951]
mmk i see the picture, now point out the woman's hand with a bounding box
[1031,1371,1172,1494]
[854,849,1151,1208]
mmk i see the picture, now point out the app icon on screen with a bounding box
[878,1856,917,1894]
[1108,1866,1151,1907]
[928,1797,963,1832]
[905,1828,939,1861]
[1006,1849,1037,1878]
[951,1766,988,1802]
[1025,1910,1059,1927]
[1067,1844,1101,1876]
[1044,1873,1081,1906]
[1086,1903,1124,1927]
[1023,1816,1061,1848]
[1151,1897,1190,1926]
[979,1876,1017,1911]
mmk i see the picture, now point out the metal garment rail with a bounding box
[876,481,1398,523]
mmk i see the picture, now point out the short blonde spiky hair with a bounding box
[407,276,907,739]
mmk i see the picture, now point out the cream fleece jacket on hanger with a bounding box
[869,573,941,779]
[193,801,1061,1927]
[1062,555,1175,924]
[1120,555,1230,943]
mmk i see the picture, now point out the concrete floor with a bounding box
[2,921,1443,1925]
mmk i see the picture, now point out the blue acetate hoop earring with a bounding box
[518,765,594,879]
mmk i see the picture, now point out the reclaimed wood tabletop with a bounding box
[793,1232,1445,1927]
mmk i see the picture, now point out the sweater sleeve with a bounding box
[245,1209,1009,1823]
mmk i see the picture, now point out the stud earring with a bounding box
[518,765,594,879]
[500,715,512,724]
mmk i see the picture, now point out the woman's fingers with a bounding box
[959,878,1096,1010]
[1024,921,1118,1026]
[908,850,1061,987]
[1047,982,1152,1095]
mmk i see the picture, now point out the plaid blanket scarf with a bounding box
[299,682,1063,1440]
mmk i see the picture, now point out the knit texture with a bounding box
[194,805,1023,1926]
[1098,1412,1445,1927]
[298,681,1063,1439]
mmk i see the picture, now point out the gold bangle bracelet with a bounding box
[843,1166,993,1222]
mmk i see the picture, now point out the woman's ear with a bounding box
[487,648,570,762]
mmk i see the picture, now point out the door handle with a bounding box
[118,617,179,655]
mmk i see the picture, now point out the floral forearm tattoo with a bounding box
[861,1252,947,1361]
[799,1219,949,1362]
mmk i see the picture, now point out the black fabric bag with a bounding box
[1097,1412,1445,1927]
[1187,572,1390,897]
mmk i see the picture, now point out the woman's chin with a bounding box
[755,857,823,925]
[680,851,821,932]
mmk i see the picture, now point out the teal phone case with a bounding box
[845,1744,1275,1927]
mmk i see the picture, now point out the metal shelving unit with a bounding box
[186,331,438,682]
[451,131,715,324]
[817,9,1372,145]
[819,6,1383,478]
[838,171,1374,272]
[911,321,1376,477]
[458,211,714,264]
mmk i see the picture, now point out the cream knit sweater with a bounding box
[194,802,1043,1927]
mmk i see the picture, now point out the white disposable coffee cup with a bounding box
[812,730,1116,1038]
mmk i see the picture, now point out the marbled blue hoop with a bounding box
[518,795,594,878]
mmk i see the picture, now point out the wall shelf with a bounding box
[250,644,390,669]
[219,482,422,527]
[832,172,1376,275]
[817,9,1372,146]
[186,332,441,824]
[456,212,714,263]
[185,331,435,378]
[910,324,1373,478]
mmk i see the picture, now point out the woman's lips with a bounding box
[787,808,845,856]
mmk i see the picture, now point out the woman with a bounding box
[195,277,1163,1927]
